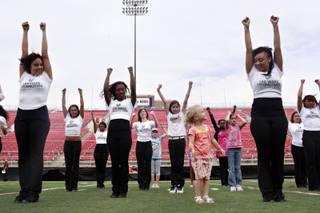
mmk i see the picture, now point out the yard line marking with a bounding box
[0,184,95,196]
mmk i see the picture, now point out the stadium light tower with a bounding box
[122,0,149,78]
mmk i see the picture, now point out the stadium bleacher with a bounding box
[0,108,296,165]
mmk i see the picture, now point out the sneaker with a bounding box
[230,186,236,192]
[236,185,243,192]
[190,184,194,188]
[176,187,184,194]
[14,195,24,203]
[203,195,215,204]
[151,183,155,188]
[194,196,204,204]
[110,192,119,198]
[169,186,177,194]
[155,184,160,189]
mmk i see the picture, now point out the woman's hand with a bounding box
[22,22,29,31]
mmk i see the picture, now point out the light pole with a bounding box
[122,0,149,78]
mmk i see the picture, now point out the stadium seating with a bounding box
[0,108,296,165]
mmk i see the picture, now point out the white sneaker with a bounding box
[230,186,236,192]
[176,187,184,194]
[203,195,215,204]
[155,184,160,188]
[236,185,243,192]
[151,183,155,188]
[194,196,204,204]
[169,186,177,194]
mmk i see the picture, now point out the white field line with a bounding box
[210,182,320,196]
[0,184,95,196]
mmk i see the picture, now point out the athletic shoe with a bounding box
[194,196,204,204]
[202,195,215,204]
[230,186,237,192]
[236,185,243,192]
[176,187,184,194]
[155,184,160,188]
[169,186,177,194]
[110,193,119,198]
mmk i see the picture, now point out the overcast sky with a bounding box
[1,0,320,110]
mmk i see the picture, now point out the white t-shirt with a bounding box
[108,99,135,121]
[0,115,7,137]
[300,106,320,131]
[19,71,52,110]
[133,120,155,142]
[167,112,186,137]
[288,122,304,147]
[95,130,108,144]
[64,114,83,137]
[248,65,283,99]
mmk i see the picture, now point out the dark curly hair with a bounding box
[99,121,107,128]
[302,95,318,106]
[253,46,274,76]
[0,105,8,120]
[109,81,130,100]
[20,53,43,74]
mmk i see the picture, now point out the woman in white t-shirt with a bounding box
[242,16,287,202]
[297,79,320,191]
[14,22,53,203]
[91,111,109,189]
[103,67,136,198]
[62,88,84,192]
[288,111,307,188]
[157,81,193,194]
[131,109,160,190]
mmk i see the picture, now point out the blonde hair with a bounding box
[185,105,203,126]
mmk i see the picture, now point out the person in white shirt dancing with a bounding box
[14,22,53,203]
[297,79,320,191]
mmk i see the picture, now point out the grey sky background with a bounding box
[1,0,320,110]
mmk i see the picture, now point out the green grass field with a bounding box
[0,179,319,213]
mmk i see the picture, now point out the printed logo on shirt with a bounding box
[66,120,79,128]
[305,110,320,119]
[112,104,129,113]
[256,80,281,92]
[170,115,181,123]
[21,81,44,89]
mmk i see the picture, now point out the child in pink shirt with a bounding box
[185,105,224,204]
[226,112,247,192]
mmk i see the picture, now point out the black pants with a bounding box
[291,144,307,187]
[303,130,320,191]
[64,141,81,191]
[168,138,185,188]
[107,119,132,195]
[219,157,228,186]
[250,98,288,199]
[94,144,109,188]
[14,106,50,199]
[136,141,152,189]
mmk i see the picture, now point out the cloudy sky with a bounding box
[0,0,320,110]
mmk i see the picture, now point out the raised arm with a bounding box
[182,81,193,113]
[40,23,53,79]
[103,68,113,106]
[157,84,168,112]
[0,84,5,102]
[297,79,305,112]
[150,111,160,128]
[62,89,68,117]
[128,66,136,106]
[20,22,29,77]
[242,17,253,74]
[78,88,84,118]
[206,107,219,132]
[237,114,247,130]
[271,16,283,71]
[315,79,320,109]
[130,112,136,129]
[91,111,97,133]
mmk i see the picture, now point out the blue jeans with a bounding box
[228,148,242,187]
